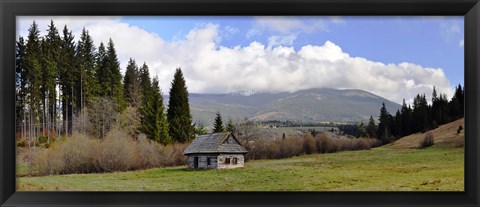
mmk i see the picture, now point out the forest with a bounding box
[15,20,194,146]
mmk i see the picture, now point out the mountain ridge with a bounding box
[164,88,401,127]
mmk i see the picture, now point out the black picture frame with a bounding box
[1,0,479,206]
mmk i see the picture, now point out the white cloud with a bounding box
[246,16,330,38]
[440,21,462,42]
[17,17,455,105]
[267,34,297,48]
[459,39,464,47]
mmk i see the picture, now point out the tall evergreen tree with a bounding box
[213,112,224,133]
[16,36,27,137]
[24,21,43,141]
[151,77,171,144]
[139,63,155,139]
[358,121,367,138]
[400,99,412,136]
[105,39,125,111]
[366,116,376,138]
[59,25,76,134]
[41,20,61,138]
[76,28,98,113]
[226,118,235,133]
[413,94,429,132]
[377,102,391,143]
[123,58,141,106]
[95,42,108,98]
[167,68,194,143]
[394,110,402,138]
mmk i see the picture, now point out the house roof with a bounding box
[183,132,248,155]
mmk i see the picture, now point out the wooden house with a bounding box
[183,132,248,169]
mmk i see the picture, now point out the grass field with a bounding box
[17,145,463,191]
[16,119,465,191]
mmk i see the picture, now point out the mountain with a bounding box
[164,88,401,127]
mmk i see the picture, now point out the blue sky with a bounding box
[17,16,464,104]
[122,16,464,87]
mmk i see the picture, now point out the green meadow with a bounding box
[17,145,463,191]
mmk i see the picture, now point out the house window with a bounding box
[207,157,211,165]
[225,157,230,164]
[232,158,238,165]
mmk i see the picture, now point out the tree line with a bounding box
[359,85,464,144]
[15,20,195,145]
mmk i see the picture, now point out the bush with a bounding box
[32,129,189,176]
[242,132,379,161]
[94,128,136,172]
[38,136,48,144]
[419,132,434,148]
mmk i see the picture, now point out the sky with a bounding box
[16,16,464,105]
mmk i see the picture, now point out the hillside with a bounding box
[386,118,465,149]
[165,88,401,127]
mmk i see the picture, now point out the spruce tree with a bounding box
[377,102,391,143]
[358,121,367,138]
[16,36,27,137]
[167,68,194,143]
[123,58,140,106]
[139,63,155,140]
[24,21,43,141]
[95,42,108,97]
[152,77,171,144]
[366,116,376,138]
[394,110,402,138]
[41,20,62,138]
[59,25,76,134]
[226,118,235,133]
[76,28,98,112]
[105,39,125,111]
[213,112,224,133]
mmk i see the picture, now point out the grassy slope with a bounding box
[17,119,465,191]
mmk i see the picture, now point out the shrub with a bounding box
[242,132,379,161]
[94,128,135,172]
[38,136,48,144]
[419,132,434,148]
[61,132,99,174]
[31,129,189,176]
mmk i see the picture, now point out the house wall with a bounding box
[217,154,244,169]
[187,154,245,169]
[187,154,218,169]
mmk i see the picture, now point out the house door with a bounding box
[194,157,198,169]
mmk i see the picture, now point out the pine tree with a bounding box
[41,20,62,139]
[105,39,125,111]
[366,116,376,138]
[431,86,440,128]
[16,36,27,138]
[123,58,141,106]
[76,28,98,112]
[400,100,413,136]
[358,121,367,138]
[59,25,76,135]
[213,112,224,133]
[95,42,108,98]
[377,102,391,143]
[139,63,155,140]
[167,68,194,143]
[24,21,43,142]
[226,118,235,133]
[394,110,402,138]
[151,77,171,144]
